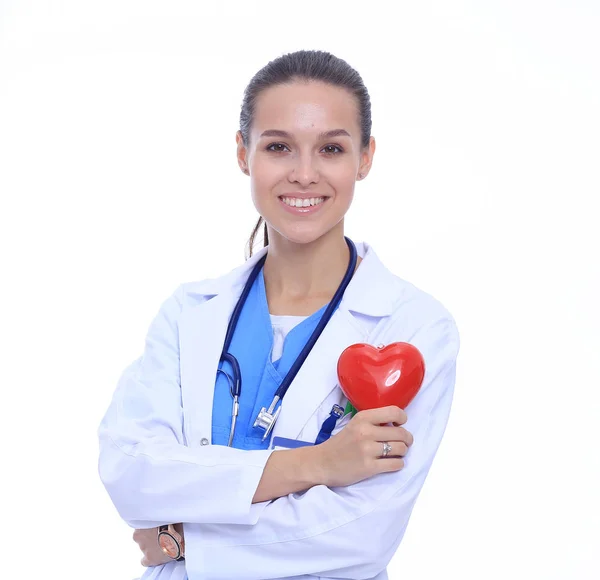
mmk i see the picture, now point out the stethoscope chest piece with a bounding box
[253,395,281,441]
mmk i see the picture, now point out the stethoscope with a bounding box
[217,237,357,446]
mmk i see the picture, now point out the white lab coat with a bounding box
[98,241,460,580]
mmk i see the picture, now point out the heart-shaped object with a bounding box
[337,342,426,411]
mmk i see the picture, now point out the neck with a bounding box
[262,225,361,316]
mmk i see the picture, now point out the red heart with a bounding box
[337,342,426,411]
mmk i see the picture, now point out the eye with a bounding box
[266,142,290,153]
[322,144,343,155]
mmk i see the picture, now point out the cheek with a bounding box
[249,166,272,207]
[250,157,282,193]
[324,154,359,178]
[329,162,359,194]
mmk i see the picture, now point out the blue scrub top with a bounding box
[211,267,331,450]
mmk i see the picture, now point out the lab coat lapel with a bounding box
[179,290,235,447]
[179,248,268,447]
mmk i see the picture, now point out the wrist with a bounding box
[253,444,330,503]
[302,443,330,487]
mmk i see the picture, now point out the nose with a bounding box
[288,151,320,186]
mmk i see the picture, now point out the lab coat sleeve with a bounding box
[182,315,460,580]
[97,285,275,529]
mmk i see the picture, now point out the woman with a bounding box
[98,49,460,580]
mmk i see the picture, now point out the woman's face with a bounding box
[237,81,375,246]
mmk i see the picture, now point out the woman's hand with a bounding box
[133,527,172,568]
[316,405,414,488]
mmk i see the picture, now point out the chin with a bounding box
[269,221,341,247]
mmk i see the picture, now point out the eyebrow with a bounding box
[259,129,351,139]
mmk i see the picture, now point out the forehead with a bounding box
[251,81,360,137]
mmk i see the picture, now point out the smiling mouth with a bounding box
[278,196,327,208]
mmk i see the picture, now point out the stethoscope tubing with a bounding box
[217,236,357,443]
[220,256,268,400]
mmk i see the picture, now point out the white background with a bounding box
[1,1,598,578]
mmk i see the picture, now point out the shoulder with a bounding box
[361,243,457,325]
[175,249,268,307]
[361,244,459,356]
[389,273,459,352]
[390,273,457,328]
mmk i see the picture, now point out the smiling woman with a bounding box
[240,79,373,253]
[237,51,375,257]
[98,49,460,580]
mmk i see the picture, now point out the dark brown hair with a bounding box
[240,50,372,257]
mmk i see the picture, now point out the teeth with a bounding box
[281,196,325,208]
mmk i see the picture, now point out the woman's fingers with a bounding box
[361,405,408,426]
[355,410,414,461]
[376,457,405,473]
[371,425,414,447]
[368,440,409,459]
[133,527,170,568]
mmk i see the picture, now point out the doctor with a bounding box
[98,49,460,580]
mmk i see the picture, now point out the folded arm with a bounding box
[98,286,279,528]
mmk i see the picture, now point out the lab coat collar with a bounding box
[187,241,398,318]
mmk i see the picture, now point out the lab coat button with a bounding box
[200,438,209,446]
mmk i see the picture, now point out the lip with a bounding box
[278,195,328,215]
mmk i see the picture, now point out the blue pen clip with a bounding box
[314,404,345,445]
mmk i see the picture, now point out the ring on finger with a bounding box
[381,441,392,458]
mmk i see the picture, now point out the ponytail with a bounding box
[246,217,269,258]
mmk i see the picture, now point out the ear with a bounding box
[236,131,250,175]
[357,136,376,180]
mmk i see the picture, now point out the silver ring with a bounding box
[381,442,392,457]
